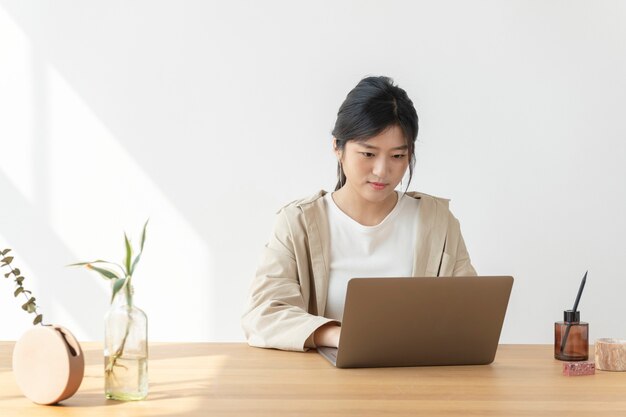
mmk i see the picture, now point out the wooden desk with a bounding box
[1,343,625,416]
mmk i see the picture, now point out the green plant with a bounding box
[68,220,149,377]
[69,220,149,304]
[1,248,44,325]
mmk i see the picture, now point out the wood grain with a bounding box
[1,343,625,416]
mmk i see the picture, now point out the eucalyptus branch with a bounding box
[1,248,45,325]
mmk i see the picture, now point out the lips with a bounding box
[368,182,388,191]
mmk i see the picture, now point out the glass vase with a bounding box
[104,284,148,400]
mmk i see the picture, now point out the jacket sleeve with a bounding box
[241,208,337,352]
[452,230,477,276]
[447,213,478,277]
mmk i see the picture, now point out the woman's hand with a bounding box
[314,323,341,348]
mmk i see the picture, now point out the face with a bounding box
[335,125,410,204]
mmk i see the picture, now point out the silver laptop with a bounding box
[317,276,513,368]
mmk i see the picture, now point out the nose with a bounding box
[372,156,388,179]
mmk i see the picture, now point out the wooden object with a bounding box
[11,325,84,404]
[595,338,626,371]
[2,343,626,416]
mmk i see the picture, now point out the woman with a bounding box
[242,76,476,352]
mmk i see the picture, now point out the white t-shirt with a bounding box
[323,191,420,321]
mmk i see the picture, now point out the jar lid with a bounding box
[564,309,580,322]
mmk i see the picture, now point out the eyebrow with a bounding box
[358,143,409,151]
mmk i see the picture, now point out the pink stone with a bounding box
[563,361,595,376]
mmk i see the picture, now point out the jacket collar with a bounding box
[293,189,448,207]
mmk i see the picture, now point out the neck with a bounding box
[332,185,398,226]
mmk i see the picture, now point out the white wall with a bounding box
[1,0,625,343]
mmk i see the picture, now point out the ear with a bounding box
[333,138,342,160]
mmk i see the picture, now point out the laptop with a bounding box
[317,276,513,368]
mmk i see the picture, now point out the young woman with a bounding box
[242,76,476,352]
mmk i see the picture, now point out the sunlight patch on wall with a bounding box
[45,65,213,341]
[0,6,37,339]
[0,6,34,202]
[0,4,212,340]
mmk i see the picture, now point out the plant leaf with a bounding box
[130,219,149,275]
[1,256,14,265]
[11,268,20,276]
[111,278,126,303]
[67,260,111,266]
[86,264,121,280]
[124,233,132,276]
[16,276,24,285]
[130,253,141,276]
[14,287,24,297]
[68,260,119,267]
[33,314,43,325]
[68,260,125,275]
[21,297,35,311]
[67,261,95,266]
[4,272,11,278]
[140,219,149,252]
[1,249,10,256]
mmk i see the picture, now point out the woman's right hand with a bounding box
[314,323,341,348]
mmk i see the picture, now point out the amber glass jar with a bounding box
[554,310,588,361]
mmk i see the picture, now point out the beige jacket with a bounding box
[242,190,477,352]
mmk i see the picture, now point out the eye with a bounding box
[360,152,375,158]
[393,154,408,159]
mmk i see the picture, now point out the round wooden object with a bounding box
[595,338,626,372]
[12,325,85,404]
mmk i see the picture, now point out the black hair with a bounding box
[331,76,419,191]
